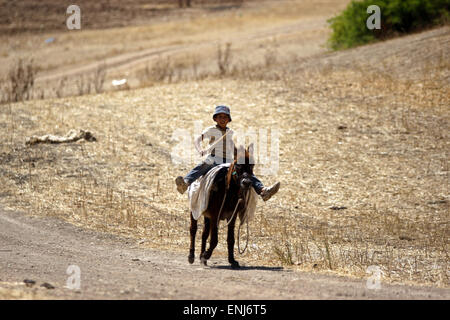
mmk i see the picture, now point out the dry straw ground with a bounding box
[0,4,448,289]
[0,282,51,300]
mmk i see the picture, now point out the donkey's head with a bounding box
[230,144,255,195]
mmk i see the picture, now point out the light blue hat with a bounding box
[213,105,232,122]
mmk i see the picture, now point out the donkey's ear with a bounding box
[247,143,255,165]
[247,143,254,156]
[236,145,245,164]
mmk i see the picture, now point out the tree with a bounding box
[178,0,191,8]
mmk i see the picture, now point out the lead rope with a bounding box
[217,196,242,228]
[237,190,251,255]
[216,162,251,254]
[216,192,227,228]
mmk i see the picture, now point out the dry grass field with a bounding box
[0,0,448,292]
[0,0,348,98]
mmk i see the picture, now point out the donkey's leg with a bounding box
[201,217,218,265]
[200,217,210,259]
[227,218,240,269]
[188,213,197,264]
[200,217,211,265]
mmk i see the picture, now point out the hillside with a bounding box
[1,22,448,290]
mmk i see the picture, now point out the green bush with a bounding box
[328,0,450,50]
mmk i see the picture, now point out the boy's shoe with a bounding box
[260,182,280,201]
[175,176,188,194]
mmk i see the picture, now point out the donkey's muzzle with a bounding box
[241,178,251,190]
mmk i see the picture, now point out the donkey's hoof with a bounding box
[188,255,195,264]
[230,260,240,269]
[200,257,208,266]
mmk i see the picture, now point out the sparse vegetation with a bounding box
[55,77,67,98]
[93,63,107,94]
[2,59,37,103]
[76,75,92,96]
[217,43,233,76]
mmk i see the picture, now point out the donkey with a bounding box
[188,145,254,269]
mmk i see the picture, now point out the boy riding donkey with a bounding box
[175,105,280,201]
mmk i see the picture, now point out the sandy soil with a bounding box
[1,206,448,299]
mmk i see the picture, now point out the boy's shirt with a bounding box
[201,125,235,162]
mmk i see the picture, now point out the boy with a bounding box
[175,105,280,201]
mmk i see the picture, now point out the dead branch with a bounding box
[25,129,96,146]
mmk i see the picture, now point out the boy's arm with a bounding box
[194,126,213,157]
[194,134,205,156]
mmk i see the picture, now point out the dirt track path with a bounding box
[1,206,448,300]
[35,17,327,86]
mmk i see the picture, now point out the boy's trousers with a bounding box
[184,155,264,194]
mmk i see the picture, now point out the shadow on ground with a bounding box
[210,265,286,272]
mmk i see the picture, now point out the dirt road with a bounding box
[1,206,448,300]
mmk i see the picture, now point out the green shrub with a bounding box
[328,0,450,50]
